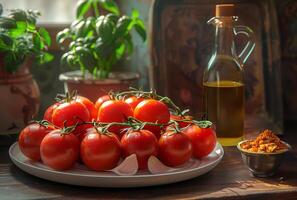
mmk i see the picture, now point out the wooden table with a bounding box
[0,116,296,200]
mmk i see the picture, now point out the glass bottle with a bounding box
[203,4,255,146]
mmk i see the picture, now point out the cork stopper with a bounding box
[215,4,235,17]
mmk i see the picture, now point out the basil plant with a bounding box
[57,0,146,79]
[0,4,53,73]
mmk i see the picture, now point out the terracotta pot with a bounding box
[0,60,40,136]
[59,70,139,102]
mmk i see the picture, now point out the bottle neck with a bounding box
[214,20,236,56]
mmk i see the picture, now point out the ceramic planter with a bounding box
[0,61,40,136]
[59,70,139,102]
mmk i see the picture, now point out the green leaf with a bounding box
[76,0,92,19]
[76,37,85,44]
[100,0,120,15]
[26,15,36,25]
[70,19,90,38]
[9,21,27,37]
[75,46,96,72]
[69,41,76,49]
[62,52,79,69]
[0,17,17,29]
[115,43,125,60]
[0,33,13,48]
[8,10,27,21]
[27,10,40,18]
[26,10,39,25]
[61,52,70,66]
[74,20,87,37]
[96,16,114,43]
[37,52,54,64]
[33,35,43,50]
[39,27,51,46]
[131,9,139,19]
[75,46,90,55]
[83,17,95,37]
[56,28,71,44]
[43,52,54,62]
[115,16,132,38]
[95,38,113,59]
[134,21,146,41]
[80,55,96,72]
[106,13,118,24]
[27,23,36,31]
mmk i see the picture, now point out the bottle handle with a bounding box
[234,25,256,64]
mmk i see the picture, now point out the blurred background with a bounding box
[0,0,296,125]
[0,0,151,119]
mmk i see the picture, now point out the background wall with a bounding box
[276,0,297,121]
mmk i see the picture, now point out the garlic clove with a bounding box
[148,156,176,174]
[109,154,138,176]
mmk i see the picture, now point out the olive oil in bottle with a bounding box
[204,4,255,146]
[204,81,244,145]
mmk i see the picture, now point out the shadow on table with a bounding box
[256,152,297,187]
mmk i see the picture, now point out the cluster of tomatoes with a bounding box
[18,90,217,172]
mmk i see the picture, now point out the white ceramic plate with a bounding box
[9,142,224,188]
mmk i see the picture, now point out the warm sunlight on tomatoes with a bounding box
[52,100,90,129]
[43,103,59,122]
[97,100,133,135]
[19,123,54,161]
[184,125,217,158]
[121,130,158,170]
[124,96,145,110]
[77,96,97,120]
[40,130,80,170]
[95,95,110,110]
[158,131,192,167]
[134,99,170,138]
[81,130,121,171]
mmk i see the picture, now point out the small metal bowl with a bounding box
[237,140,291,177]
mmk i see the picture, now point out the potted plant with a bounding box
[57,0,146,102]
[0,4,53,137]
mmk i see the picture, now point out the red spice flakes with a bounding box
[241,130,288,153]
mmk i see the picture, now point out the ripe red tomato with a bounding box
[77,96,97,120]
[97,100,133,135]
[18,123,54,161]
[81,130,121,171]
[40,130,80,170]
[184,125,217,158]
[95,95,110,110]
[43,103,59,122]
[134,99,170,138]
[121,130,158,170]
[75,124,93,141]
[158,131,192,167]
[52,100,90,129]
[124,96,144,110]
[170,114,193,128]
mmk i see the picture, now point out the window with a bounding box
[0,0,77,24]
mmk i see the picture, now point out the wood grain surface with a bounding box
[0,115,296,200]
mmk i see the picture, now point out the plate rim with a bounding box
[9,142,224,179]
